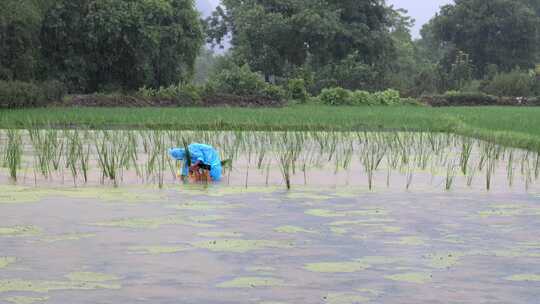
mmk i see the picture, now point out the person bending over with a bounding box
[169,143,222,182]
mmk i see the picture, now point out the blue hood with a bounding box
[169,148,186,160]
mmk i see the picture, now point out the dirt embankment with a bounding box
[63,94,285,108]
[422,95,540,107]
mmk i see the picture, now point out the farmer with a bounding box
[168,143,222,181]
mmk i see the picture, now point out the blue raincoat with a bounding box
[169,143,222,181]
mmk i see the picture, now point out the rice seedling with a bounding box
[64,130,81,185]
[506,150,514,188]
[79,138,91,183]
[405,165,414,190]
[361,135,386,190]
[28,128,52,178]
[94,131,130,186]
[445,162,456,191]
[46,130,64,172]
[460,137,473,175]
[4,129,22,181]
[535,152,539,180]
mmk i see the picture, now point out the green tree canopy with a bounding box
[426,0,539,76]
[0,0,45,81]
[41,0,203,92]
[206,0,395,80]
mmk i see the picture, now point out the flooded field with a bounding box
[1,130,539,303]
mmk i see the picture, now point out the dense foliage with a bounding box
[1,0,540,108]
[1,0,203,93]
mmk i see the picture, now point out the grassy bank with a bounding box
[1,105,540,152]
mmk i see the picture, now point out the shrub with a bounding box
[350,90,373,105]
[287,78,308,102]
[482,69,535,97]
[137,84,202,105]
[0,80,66,108]
[207,64,266,96]
[318,87,352,106]
[260,84,286,101]
[425,91,498,107]
[372,89,401,105]
[206,64,285,102]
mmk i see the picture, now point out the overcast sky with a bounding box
[196,0,454,39]
[388,0,453,38]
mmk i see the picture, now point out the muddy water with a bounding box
[0,184,539,304]
[1,130,539,192]
[1,131,540,303]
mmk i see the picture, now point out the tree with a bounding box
[41,0,203,92]
[206,0,394,81]
[427,0,539,76]
[0,0,43,81]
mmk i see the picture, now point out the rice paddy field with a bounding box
[1,107,540,304]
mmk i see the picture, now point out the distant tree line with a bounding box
[205,0,540,96]
[0,0,203,92]
[0,0,539,99]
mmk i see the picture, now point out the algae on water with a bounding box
[129,245,190,255]
[0,278,120,293]
[170,201,244,211]
[0,257,16,269]
[39,233,95,243]
[65,272,119,282]
[505,274,540,282]
[197,231,243,238]
[427,252,463,269]
[305,209,387,218]
[4,296,49,304]
[389,236,426,246]
[193,239,290,253]
[217,276,285,288]
[0,226,42,237]
[384,272,432,284]
[324,293,369,304]
[92,215,214,229]
[304,261,370,273]
[274,225,315,234]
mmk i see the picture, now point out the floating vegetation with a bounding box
[193,239,290,253]
[170,201,243,211]
[426,252,464,269]
[197,231,243,238]
[0,257,16,269]
[0,185,164,205]
[504,274,540,282]
[92,215,214,229]
[0,226,42,237]
[4,296,49,304]
[65,272,119,282]
[39,233,95,243]
[0,271,121,293]
[304,261,370,273]
[477,204,540,218]
[384,272,432,284]
[305,208,387,218]
[390,236,426,246]
[216,276,285,288]
[324,292,370,304]
[128,245,190,255]
[274,225,315,234]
